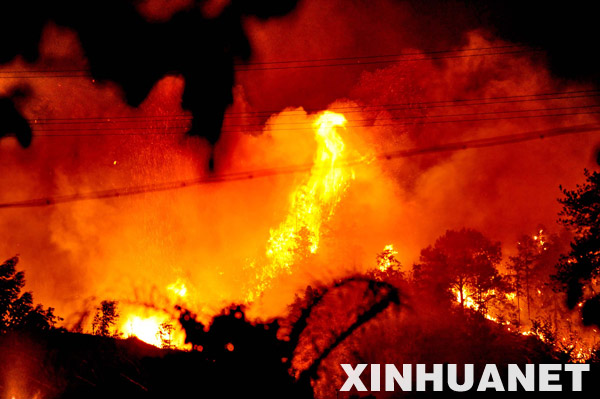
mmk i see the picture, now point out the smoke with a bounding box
[0,0,300,148]
[0,0,599,329]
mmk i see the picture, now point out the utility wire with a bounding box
[234,49,541,72]
[28,105,600,133]
[29,103,600,130]
[232,44,527,66]
[26,108,600,136]
[23,90,600,124]
[0,45,540,78]
[1,123,598,209]
[211,104,600,128]
[0,45,526,74]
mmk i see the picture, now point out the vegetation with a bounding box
[555,169,600,327]
[2,168,600,396]
[414,228,506,314]
[92,300,120,337]
[157,322,175,349]
[0,256,61,334]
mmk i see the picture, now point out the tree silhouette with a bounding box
[156,322,174,349]
[0,256,60,333]
[414,228,504,314]
[555,169,600,327]
[92,300,120,337]
[366,245,405,286]
[176,276,400,399]
[508,232,546,322]
[508,227,570,328]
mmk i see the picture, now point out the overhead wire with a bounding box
[25,108,600,136]
[0,45,541,78]
[21,89,600,125]
[1,123,598,209]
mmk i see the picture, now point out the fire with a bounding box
[451,287,498,322]
[167,279,188,298]
[123,315,164,347]
[122,312,185,349]
[377,244,398,272]
[247,111,353,300]
[122,279,190,349]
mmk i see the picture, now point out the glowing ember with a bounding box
[248,111,353,300]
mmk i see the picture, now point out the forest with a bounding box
[1,168,599,398]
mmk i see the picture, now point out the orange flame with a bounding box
[121,278,191,349]
[247,111,352,300]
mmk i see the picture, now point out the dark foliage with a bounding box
[1,271,598,398]
[413,228,505,313]
[0,256,61,334]
[0,276,399,398]
[555,169,600,326]
[92,300,120,337]
[177,276,400,398]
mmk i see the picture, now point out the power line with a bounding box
[0,45,526,75]
[22,90,600,125]
[216,104,600,128]
[234,49,541,71]
[0,45,527,74]
[1,123,598,209]
[27,104,600,133]
[26,108,600,136]
[0,46,541,78]
[224,92,600,118]
[231,44,527,66]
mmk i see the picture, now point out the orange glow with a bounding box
[122,311,187,349]
[123,315,164,347]
[167,279,188,298]
[1,19,599,393]
[451,287,498,322]
[377,244,398,272]
[246,111,353,301]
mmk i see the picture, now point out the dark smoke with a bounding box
[0,0,299,151]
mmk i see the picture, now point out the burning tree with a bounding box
[367,245,404,284]
[414,228,506,315]
[0,256,60,333]
[156,322,175,349]
[92,300,120,337]
[508,227,571,327]
[555,169,600,327]
[507,229,551,323]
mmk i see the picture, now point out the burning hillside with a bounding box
[1,0,600,398]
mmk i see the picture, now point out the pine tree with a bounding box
[555,169,600,327]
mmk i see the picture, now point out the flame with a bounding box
[167,279,188,298]
[451,287,497,322]
[122,278,191,349]
[247,111,352,300]
[123,315,164,347]
[122,312,186,349]
[377,244,398,272]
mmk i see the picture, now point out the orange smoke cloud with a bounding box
[0,1,599,342]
